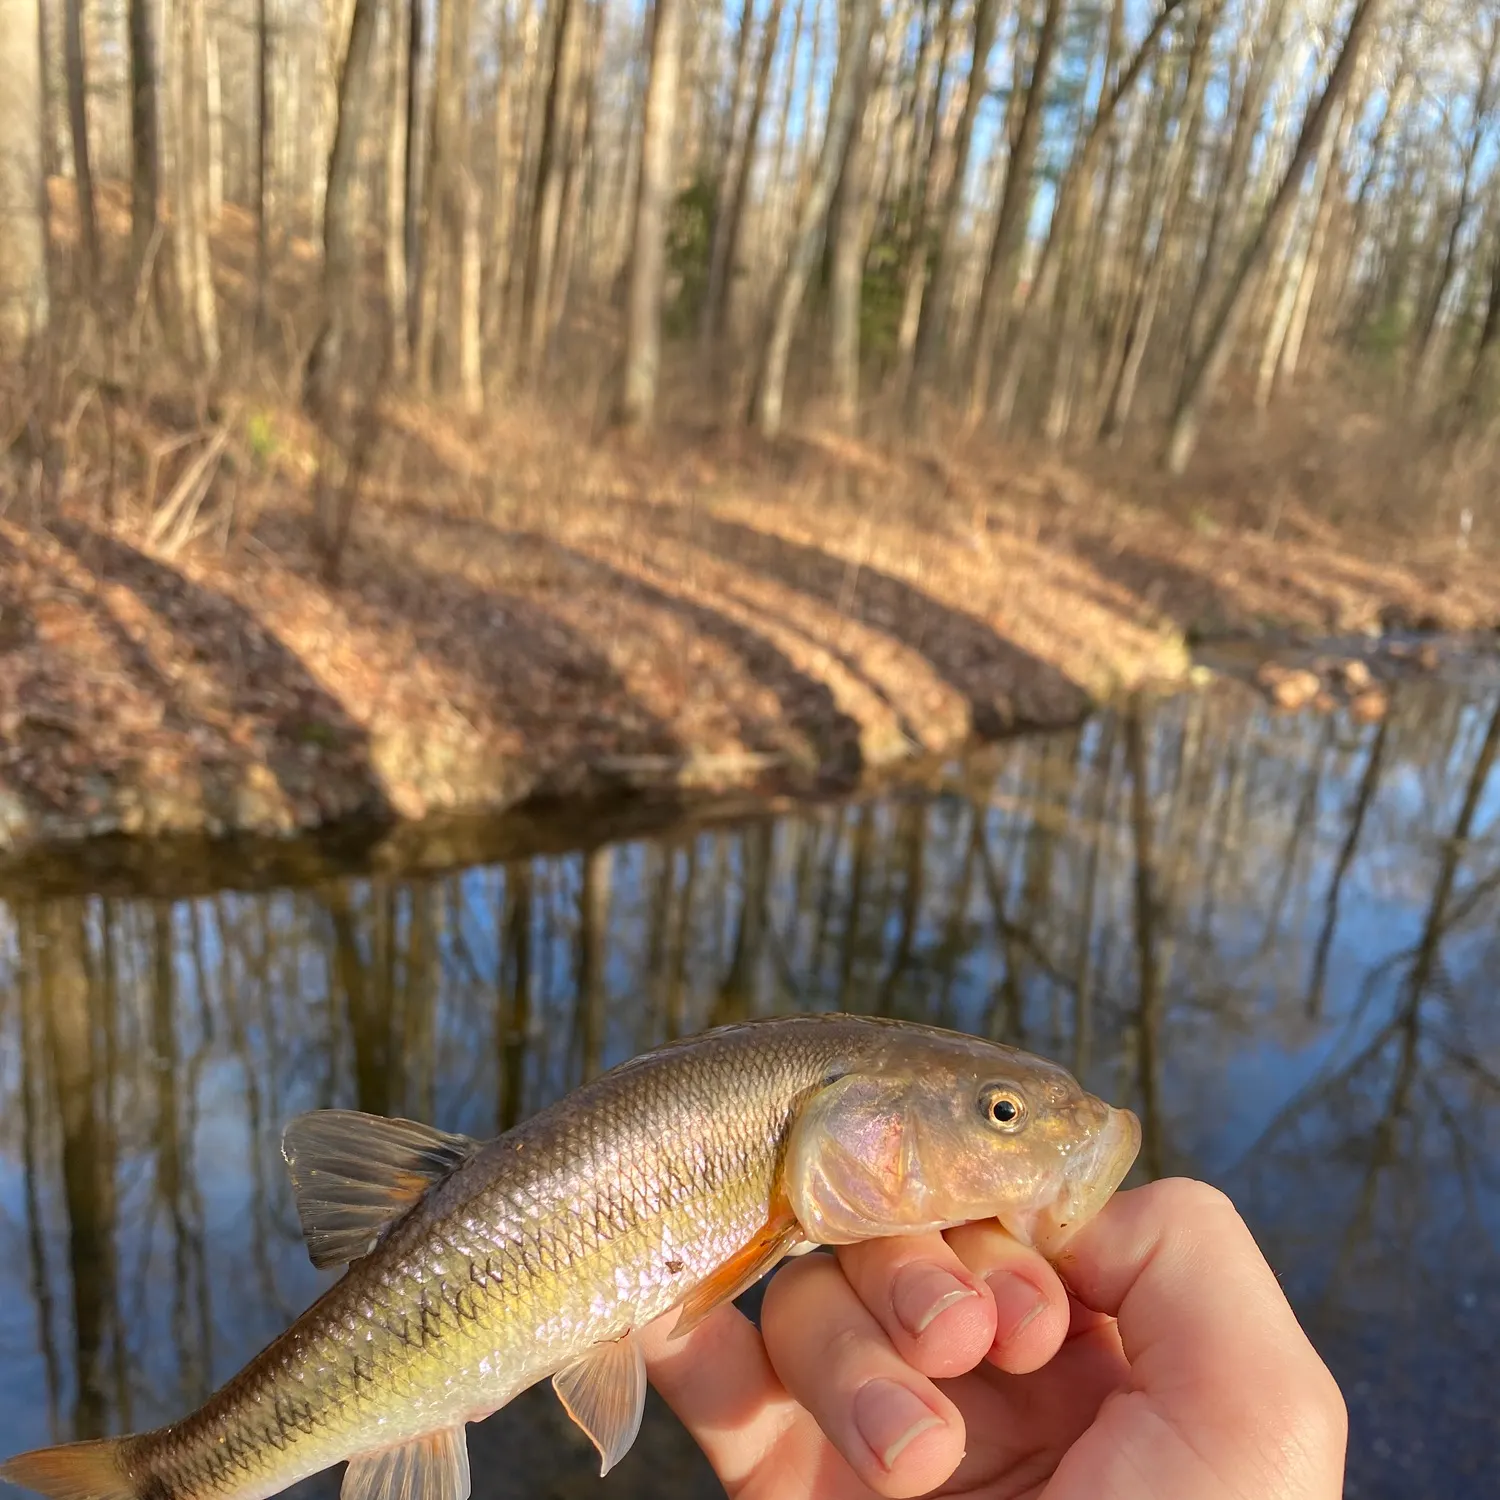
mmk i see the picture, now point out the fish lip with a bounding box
[1029,1105,1142,1258]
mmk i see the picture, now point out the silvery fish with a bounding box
[0,1014,1140,1500]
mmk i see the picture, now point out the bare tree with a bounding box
[615,0,683,429]
[305,0,383,414]
[907,0,1003,423]
[0,0,49,353]
[751,0,879,436]
[1166,0,1385,474]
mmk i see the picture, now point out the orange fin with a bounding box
[0,1438,134,1500]
[341,1427,470,1500]
[281,1110,481,1270]
[670,1201,807,1339]
[552,1333,647,1476]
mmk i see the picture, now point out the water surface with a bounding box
[1,679,1497,1499]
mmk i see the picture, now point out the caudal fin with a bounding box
[0,1438,136,1500]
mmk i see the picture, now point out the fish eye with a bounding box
[979,1085,1026,1131]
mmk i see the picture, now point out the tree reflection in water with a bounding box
[0,678,1496,1499]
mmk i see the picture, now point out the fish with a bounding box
[0,1013,1140,1500]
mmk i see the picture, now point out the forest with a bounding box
[4,0,1500,461]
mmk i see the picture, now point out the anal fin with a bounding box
[341,1427,471,1500]
[552,1333,647,1477]
[670,1199,806,1339]
[281,1110,481,1270]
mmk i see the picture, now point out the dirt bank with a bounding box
[3,401,1497,882]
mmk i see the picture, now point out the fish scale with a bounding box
[0,1014,1140,1500]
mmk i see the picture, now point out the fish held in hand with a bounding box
[0,1014,1138,1500]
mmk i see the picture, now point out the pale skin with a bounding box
[639,1178,1349,1500]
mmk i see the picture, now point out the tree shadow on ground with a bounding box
[1065,530,1354,637]
[614,500,1091,731]
[47,520,393,822]
[251,512,687,787]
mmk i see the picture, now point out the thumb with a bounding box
[1048,1178,1347,1500]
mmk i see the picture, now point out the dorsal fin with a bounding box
[281,1109,481,1270]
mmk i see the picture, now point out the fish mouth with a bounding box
[1008,1104,1142,1259]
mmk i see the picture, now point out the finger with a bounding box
[834,1231,996,1379]
[637,1299,814,1497]
[761,1250,966,1499]
[942,1220,1073,1373]
[1052,1178,1348,1500]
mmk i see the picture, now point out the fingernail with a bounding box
[987,1270,1046,1347]
[854,1379,944,1471]
[892,1262,979,1336]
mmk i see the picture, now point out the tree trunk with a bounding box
[614,0,682,429]
[254,0,271,335]
[383,0,408,371]
[1408,19,1500,397]
[522,0,586,380]
[983,0,1182,431]
[905,0,1001,422]
[128,0,161,297]
[206,31,223,220]
[750,0,878,437]
[0,0,49,353]
[1097,0,1224,443]
[169,0,220,370]
[964,0,1067,423]
[1178,0,1289,361]
[893,0,957,370]
[705,0,787,372]
[305,0,382,414]
[64,0,101,285]
[1165,0,1384,475]
[699,0,759,353]
[828,14,880,429]
[404,0,424,345]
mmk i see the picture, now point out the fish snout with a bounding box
[1030,1103,1141,1258]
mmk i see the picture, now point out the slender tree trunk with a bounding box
[129,0,161,297]
[984,0,1182,430]
[414,0,456,390]
[304,0,381,413]
[893,0,956,369]
[1408,21,1500,397]
[1179,0,1289,361]
[1098,0,1224,442]
[614,0,682,429]
[1165,0,1383,474]
[699,0,758,353]
[750,0,878,437]
[64,0,100,285]
[965,0,1067,423]
[404,0,424,345]
[383,0,409,371]
[829,15,880,428]
[707,0,788,374]
[206,32,223,219]
[0,0,49,353]
[522,0,585,380]
[905,0,1000,421]
[254,0,271,336]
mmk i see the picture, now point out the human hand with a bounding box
[639,1178,1347,1499]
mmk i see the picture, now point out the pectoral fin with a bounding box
[552,1334,647,1476]
[282,1109,481,1269]
[670,1200,807,1339]
[341,1427,471,1500]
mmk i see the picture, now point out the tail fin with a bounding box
[0,1438,136,1500]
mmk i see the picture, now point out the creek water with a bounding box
[1,678,1497,1499]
